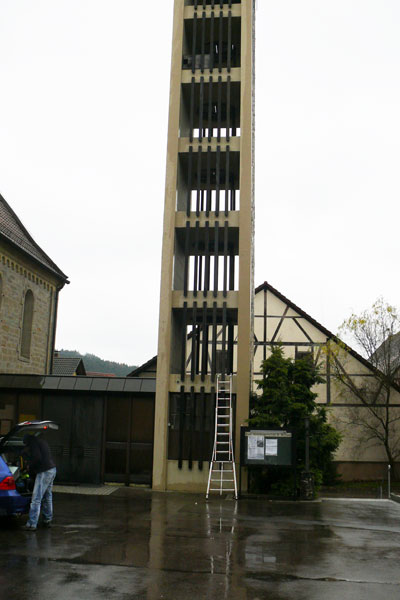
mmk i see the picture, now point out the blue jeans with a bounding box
[27,467,56,528]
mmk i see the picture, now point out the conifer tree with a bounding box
[249,346,341,492]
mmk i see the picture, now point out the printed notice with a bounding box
[247,435,265,460]
[265,438,278,456]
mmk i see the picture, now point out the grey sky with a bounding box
[0,1,399,365]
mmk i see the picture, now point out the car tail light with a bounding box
[0,476,16,490]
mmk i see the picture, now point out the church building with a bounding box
[0,193,68,375]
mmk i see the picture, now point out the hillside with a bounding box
[57,349,136,377]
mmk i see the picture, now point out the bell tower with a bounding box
[153,0,254,491]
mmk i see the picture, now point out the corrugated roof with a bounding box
[0,193,68,282]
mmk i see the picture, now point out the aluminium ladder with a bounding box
[206,375,238,499]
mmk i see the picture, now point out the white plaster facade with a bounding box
[254,282,400,480]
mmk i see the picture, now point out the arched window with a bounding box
[21,289,34,359]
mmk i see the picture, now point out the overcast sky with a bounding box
[0,1,399,366]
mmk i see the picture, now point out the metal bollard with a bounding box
[388,464,391,499]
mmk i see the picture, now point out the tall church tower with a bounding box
[153,0,254,492]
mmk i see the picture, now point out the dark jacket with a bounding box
[23,436,55,474]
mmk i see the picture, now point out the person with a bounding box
[22,434,56,531]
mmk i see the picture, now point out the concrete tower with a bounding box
[153,0,254,492]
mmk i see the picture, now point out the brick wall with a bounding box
[0,246,59,374]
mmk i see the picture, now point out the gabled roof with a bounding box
[371,330,400,375]
[52,357,86,376]
[0,193,68,283]
[255,281,337,342]
[255,281,381,377]
[127,356,157,378]
[128,282,390,385]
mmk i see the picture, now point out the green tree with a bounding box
[249,346,341,494]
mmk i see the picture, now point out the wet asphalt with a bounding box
[1,489,400,600]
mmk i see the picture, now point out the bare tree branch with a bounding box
[326,299,400,475]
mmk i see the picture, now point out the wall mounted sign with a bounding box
[240,428,293,466]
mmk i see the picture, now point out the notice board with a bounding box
[240,427,293,466]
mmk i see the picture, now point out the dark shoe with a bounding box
[42,521,52,528]
[22,524,37,531]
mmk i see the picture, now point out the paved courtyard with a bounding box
[1,488,400,599]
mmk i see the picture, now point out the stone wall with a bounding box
[0,244,59,374]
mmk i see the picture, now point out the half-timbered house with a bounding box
[254,282,400,480]
[132,281,400,482]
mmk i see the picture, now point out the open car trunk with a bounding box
[0,421,59,501]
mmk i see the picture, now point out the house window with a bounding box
[20,289,34,359]
[295,348,313,363]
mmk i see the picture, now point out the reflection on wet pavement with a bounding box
[1,490,400,599]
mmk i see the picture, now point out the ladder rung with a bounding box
[212,470,233,473]
[207,376,237,499]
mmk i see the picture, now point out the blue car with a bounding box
[0,420,58,517]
